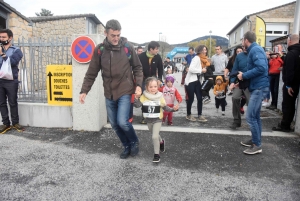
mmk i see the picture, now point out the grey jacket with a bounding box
[211,53,228,75]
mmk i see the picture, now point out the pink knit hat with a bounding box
[165,75,175,83]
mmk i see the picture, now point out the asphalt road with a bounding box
[1,72,300,200]
[1,127,300,201]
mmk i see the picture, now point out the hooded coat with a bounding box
[282,43,300,87]
[213,76,228,98]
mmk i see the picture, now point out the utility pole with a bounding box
[209,30,212,58]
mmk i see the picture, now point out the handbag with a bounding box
[0,57,13,80]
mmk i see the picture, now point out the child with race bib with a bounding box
[134,77,179,163]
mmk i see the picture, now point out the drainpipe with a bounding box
[245,16,252,31]
[293,0,300,34]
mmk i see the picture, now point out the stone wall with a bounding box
[32,17,86,42]
[7,12,32,41]
[31,17,105,42]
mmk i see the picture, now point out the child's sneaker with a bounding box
[216,108,219,113]
[222,111,225,116]
[160,139,165,152]
[153,154,160,163]
[204,98,211,104]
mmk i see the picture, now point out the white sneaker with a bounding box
[216,108,219,113]
[262,102,269,107]
[222,111,225,116]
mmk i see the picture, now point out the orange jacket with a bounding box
[213,76,229,98]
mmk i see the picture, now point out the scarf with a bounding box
[146,50,155,58]
[199,54,210,68]
[146,50,155,65]
[143,90,162,101]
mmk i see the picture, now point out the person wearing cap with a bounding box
[158,75,182,125]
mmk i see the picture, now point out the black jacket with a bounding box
[282,43,300,87]
[139,52,163,80]
[204,65,215,79]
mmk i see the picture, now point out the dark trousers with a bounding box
[215,97,226,111]
[202,79,214,98]
[281,84,299,129]
[232,87,250,124]
[186,80,202,116]
[269,74,280,107]
[0,80,19,126]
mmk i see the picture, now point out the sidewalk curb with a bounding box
[104,124,299,138]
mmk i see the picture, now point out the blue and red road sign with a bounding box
[71,36,96,63]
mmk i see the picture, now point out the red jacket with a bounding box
[269,57,283,74]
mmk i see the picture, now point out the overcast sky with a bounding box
[4,0,295,44]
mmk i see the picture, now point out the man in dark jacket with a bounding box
[139,41,163,87]
[0,29,24,134]
[237,31,269,155]
[79,19,143,159]
[272,34,300,132]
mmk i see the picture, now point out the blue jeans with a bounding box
[106,94,139,147]
[246,87,269,147]
[0,80,19,126]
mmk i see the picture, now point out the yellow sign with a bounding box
[46,65,72,106]
[256,16,266,47]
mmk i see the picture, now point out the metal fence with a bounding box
[16,37,72,103]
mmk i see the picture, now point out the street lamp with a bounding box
[209,30,212,58]
[159,32,162,41]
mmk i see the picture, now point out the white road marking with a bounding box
[104,124,299,138]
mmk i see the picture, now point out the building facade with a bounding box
[226,1,296,55]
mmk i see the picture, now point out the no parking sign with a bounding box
[71,36,96,63]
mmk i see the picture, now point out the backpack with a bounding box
[97,42,132,62]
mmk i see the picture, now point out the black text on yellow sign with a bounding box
[46,65,72,106]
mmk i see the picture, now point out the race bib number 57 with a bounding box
[142,101,161,118]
